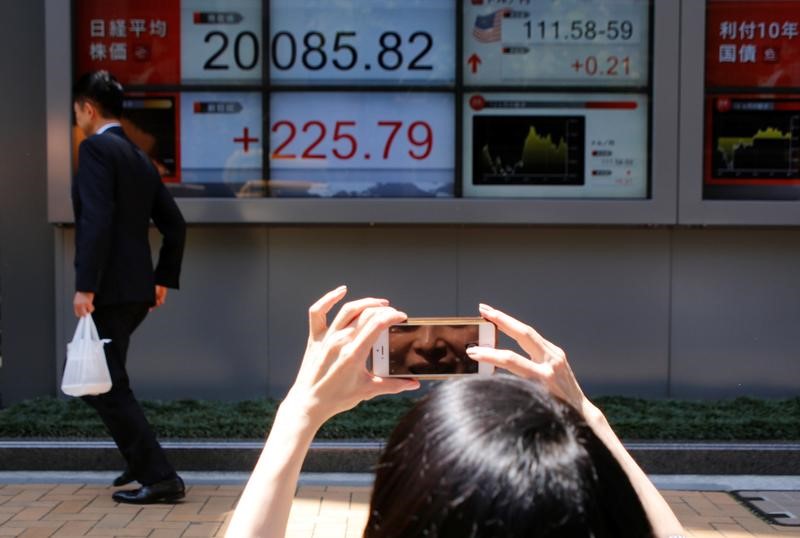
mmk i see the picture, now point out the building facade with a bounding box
[1,0,799,406]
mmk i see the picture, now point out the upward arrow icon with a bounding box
[467,53,482,74]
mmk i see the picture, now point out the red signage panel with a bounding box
[75,0,180,85]
[706,0,800,88]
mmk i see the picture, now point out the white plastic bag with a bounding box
[61,315,112,397]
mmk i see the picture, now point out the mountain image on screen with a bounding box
[473,115,585,185]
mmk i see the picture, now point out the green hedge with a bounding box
[1,395,799,441]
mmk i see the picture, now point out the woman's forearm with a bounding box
[582,401,685,538]
[226,402,320,538]
[224,291,414,538]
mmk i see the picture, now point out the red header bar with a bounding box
[585,101,638,109]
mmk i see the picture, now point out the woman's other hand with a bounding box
[466,303,587,414]
[283,285,420,428]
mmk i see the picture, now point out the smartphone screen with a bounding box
[388,323,480,375]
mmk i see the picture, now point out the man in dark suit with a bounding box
[72,71,187,504]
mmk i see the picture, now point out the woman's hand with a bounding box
[466,303,587,414]
[226,286,419,538]
[468,303,686,536]
[283,285,420,428]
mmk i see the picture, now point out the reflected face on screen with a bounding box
[389,324,480,375]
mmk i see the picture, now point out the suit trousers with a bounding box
[81,303,176,486]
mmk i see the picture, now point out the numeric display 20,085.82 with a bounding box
[270,31,434,72]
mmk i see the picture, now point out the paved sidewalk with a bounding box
[0,482,798,537]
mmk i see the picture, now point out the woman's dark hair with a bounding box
[365,375,653,538]
[73,70,124,118]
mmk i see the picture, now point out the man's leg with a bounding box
[81,303,177,486]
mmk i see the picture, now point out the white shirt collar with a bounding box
[96,122,122,135]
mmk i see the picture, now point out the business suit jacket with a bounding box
[72,126,186,306]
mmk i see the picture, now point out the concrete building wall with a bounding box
[0,0,55,406]
[48,226,800,401]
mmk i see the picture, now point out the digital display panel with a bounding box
[269,0,455,85]
[178,92,263,196]
[269,92,454,197]
[75,0,180,85]
[706,0,800,88]
[72,1,653,203]
[704,95,800,200]
[72,93,180,182]
[122,95,180,182]
[76,0,262,85]
[180,0,262,84]
[463,93,648,198]
[463,0,650,87]
[704,1,800,200]
[74,92,265,198]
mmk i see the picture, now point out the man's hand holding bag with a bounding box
[61,314,112,397]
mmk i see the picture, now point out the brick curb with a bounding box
[1,440,799,474]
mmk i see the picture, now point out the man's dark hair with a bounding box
[366,375,654,538]
[73,70,124,119]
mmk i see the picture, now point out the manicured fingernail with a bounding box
[479,304,491,312]
[337,285,347,291]
[466,346,478,355]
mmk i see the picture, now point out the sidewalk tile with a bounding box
[18,528,60,538]
[148,531,184,538]
[0,482,797,537]
[8,508,54,522]
[126,521,188,531]
[43,513,103,523]
[182,522,220,537]
[48,501,92,516]
[128,508,170,523]
[709,522,754,537]
[92,513,136,528]
[84,527,150,536]
[51,520,94,537]
[210,487,240,496]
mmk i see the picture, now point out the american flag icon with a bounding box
[472,9,510,43]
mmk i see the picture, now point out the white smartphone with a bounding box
[372,317,496,379]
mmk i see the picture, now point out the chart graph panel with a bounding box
[473,115,584,185]
[716,127,794,176]
[712,108,800,180]
[706,96,800,184]
[704,96,800,200]
[463,92,648,199]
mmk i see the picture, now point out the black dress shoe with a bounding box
[112,469,136,487]
[112,476,185,504]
